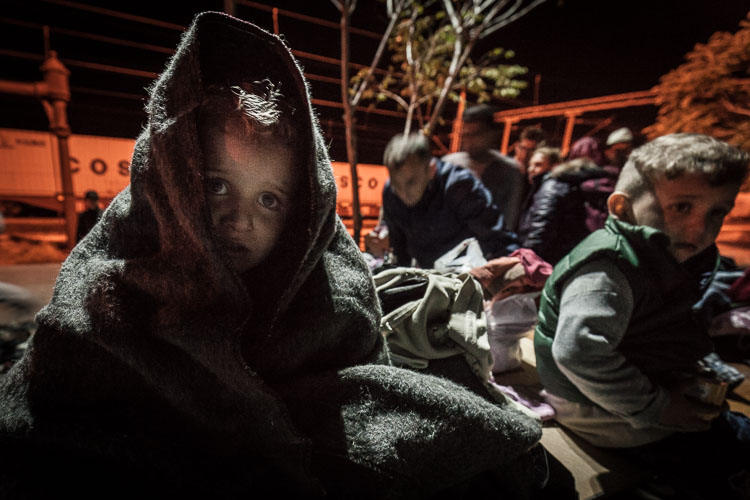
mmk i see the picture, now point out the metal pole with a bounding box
[0,50,75,249]
[449,90,466,153]
[561,112,578,158]
[500,118,514,155]
[41,51,76,249]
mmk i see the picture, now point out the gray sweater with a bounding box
[551,259,671,430]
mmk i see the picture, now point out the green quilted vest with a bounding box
[534,217,717,404]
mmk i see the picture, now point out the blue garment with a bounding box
[383,159,519,268]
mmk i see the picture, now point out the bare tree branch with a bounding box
[362,0,543,137]
[375,85,410,111]
[442,0,462,31]
[484,0,519,26]
[405,9,419,66]
[481,0,547,38]
[351,0,407,107]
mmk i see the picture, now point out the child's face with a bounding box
[203,125,296,273]
[389,156,432,207]
[629,173,738,263]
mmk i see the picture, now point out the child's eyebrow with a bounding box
[271,182,292,196]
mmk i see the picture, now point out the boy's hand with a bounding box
[658,383,723,432]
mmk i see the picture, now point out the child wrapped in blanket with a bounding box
[0,12,544,499]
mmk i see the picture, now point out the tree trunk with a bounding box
[339,6,362,247]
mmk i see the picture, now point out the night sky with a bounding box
[1,0,748,162]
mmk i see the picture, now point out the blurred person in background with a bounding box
[520,136,621,264]
[443,104,526,230]
[513,125,547,176]
[604,127,634,171]
[384,133,519,268]
[517,146,561,237]
[76,190,103,243]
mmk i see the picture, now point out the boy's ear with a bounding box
[608,192,632,221]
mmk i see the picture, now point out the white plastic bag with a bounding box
[486,291,540,373]
[433,238,487,274]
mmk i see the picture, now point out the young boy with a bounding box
[0,12,543,498]
[382,132,519,268]
[534,133,750,498]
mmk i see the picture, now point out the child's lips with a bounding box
[220,238,251,255]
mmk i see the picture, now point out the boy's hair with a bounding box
[199,79,297,143]
[615,133,749,200]
[383,133,431,172]
[462,104,497,128]
[533,146,561,166]
[520,126,546,143]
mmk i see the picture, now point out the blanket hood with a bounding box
[1,12,383,492]
[36,11,384,375]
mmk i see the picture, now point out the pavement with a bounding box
[0,263,61,322]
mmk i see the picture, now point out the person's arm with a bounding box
[553,260,668,428]
[553,260,718,431]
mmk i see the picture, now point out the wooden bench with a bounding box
[495,336,649,499]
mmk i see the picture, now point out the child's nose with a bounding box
[224,206,254,232]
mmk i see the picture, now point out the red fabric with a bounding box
[509,248,553,288]
[470,248,552,303]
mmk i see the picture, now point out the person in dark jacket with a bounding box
[517,146,561,237]
[383,133,519,268]
[0,12,544,499]
[520,136,621,264]
[75,189,103,242]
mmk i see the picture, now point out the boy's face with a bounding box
[629,173,738,263]
[389,156,432,207]
[203,124,296,273]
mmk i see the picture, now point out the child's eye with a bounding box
[672,202,692,214]
[258,192,280,210]
[205,178,228,196]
